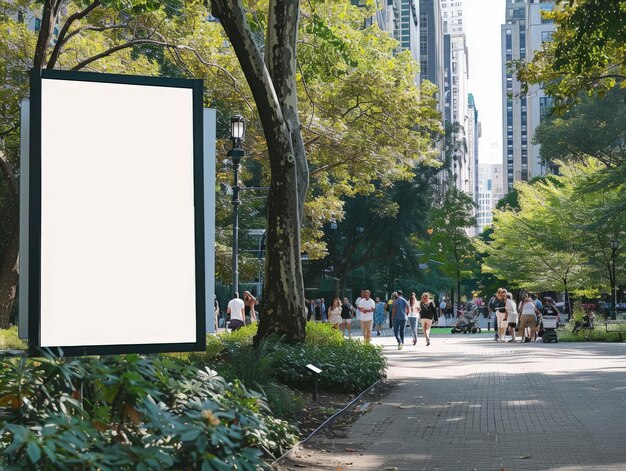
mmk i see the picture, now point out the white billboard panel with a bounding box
[27,70,205,355]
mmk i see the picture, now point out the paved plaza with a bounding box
[277,332,626,470]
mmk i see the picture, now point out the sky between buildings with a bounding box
[464,0,505,164]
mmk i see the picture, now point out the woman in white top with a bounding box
[328,298,343,329]
[408,292,421,345]
[504,292,519,342]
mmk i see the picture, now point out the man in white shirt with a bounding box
[227,293,246,331]
[355,290,364,321]
[358,290,376,343]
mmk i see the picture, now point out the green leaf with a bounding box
[26,442,41,463]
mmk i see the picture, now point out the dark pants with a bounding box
[393,319,405,344]
[494,316,499,339]
[229,319,245,331]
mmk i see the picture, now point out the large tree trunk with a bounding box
[0,154,19,329]
[211,0,308,342]
[0,225,19,329]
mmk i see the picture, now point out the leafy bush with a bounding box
[0,327,27,351]
[275,340,387,393]
[305,322,344,346]
[222,323,258,349]
[0,353,296,469]
[557,320,626,342]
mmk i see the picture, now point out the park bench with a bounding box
[605,318,626,341]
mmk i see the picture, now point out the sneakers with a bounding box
[398,343,403,350]
[413,339,417,345]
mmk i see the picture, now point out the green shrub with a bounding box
[275,340,387,393]
[0,353,296,469]
[222,323,258,349]
[558,320,626,342]
[305,322,344,346]
[0,327,27,351]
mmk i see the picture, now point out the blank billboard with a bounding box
[27,70,205,355]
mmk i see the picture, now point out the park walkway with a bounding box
[277,332,626,470]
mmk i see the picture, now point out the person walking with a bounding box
[419,293,437,346]
[314,299,323,322]
[518,296,543,342]
[307,299,315,321]
[391,291,409,349]
[489,288,507,342]
[504,292,519,342]
[328,298,343,329]
[496,288,508,342]
[227,293,246,332]
[341,297,355,339]
[386,293,396,329]
[243,291,258,324]
[355,290,365,322]
[373,296,386,336]
[214,296,220,332]
[358,290,376,344]
[408,292,421,345]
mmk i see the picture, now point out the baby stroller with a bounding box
[539,300,559,343]
[451,313,481,334]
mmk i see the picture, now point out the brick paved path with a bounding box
[277,334,626,470]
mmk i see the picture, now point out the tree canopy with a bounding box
[517,0,626,111]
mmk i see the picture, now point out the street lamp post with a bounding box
[610,239,619,319]
[330,221,337,296]
[228,115,245,296]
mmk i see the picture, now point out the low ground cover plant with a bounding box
[191,323,387,394]
[0,353,296,470]
[0,322,386,468]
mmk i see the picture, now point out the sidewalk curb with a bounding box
[271,379,383,468]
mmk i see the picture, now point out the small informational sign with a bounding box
[25,70,206,356]
[306,363,322,374]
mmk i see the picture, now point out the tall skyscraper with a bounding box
[441,0,464,34]
[377,0,421,82]
[440,1,471,198]
[468,93,480,206]
[501,0,554,192]
[477,163,505,233]
[419,0,445,109]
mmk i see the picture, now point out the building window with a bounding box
[541,31,554,42]
[34,17,41,32]
[540,96,553,119]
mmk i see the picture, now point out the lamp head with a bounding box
[610,240,619,250]
[230,115,245,143]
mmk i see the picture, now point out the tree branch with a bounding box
[34,0,64,69]
[68,36,254,110]
[47,0,102,69]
